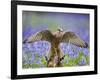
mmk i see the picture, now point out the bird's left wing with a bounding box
[23,30,53,43]
[60,32,88,48]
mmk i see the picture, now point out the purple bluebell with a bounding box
[78,56,87,66]
[36,61,41,64]
[82,48,89,56]
[78,59,86,66]
[60,43,79,58]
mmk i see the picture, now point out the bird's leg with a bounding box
[55,48,63,67]
[60,55,65,61]
[59,47,65,61]
[45,56,48,62]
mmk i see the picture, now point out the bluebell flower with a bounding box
[36,60,42,65]
[31,54,35,62]
[82,48,89,56]
[78,56,87,66]
[60,43,79,58]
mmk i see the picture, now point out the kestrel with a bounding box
[23,27,88,67]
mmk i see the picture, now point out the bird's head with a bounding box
[57,27,63,32]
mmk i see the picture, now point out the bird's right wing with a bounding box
[23,30,53,43]
[61,32,88,48]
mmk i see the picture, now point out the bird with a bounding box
[23,27,88,67]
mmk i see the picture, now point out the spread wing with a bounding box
[23,30,53,43]
[61,32,88,48]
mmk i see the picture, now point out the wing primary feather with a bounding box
[84,42,88,48]
[23,39,27,43]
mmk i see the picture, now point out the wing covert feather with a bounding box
[24,30,53,43]
[61,32,88,48]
